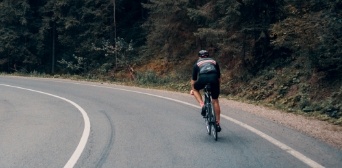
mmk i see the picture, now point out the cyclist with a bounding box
[190,50,221,132]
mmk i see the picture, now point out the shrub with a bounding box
[135,71,171,86]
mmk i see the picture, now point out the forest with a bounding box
[0,0,341,123]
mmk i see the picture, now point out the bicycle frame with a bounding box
[204,84,218,140]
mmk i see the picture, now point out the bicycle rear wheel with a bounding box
[210,103,218,141]
[211,124,217,140]
[205,104,211,135]
[205,118,211,135]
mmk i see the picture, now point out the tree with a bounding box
[0,0,38,72]
[271,0,342,79]
[38,0,115,74]
[142,0,194,61]
[0,0,146,74]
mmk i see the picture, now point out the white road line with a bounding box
[76,83,324,168]
[1,78,324,168]
[220,115,324,168]
[0,84,90,168]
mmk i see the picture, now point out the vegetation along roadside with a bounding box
[0,1,341,125]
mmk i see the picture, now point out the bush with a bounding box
[135,71,171,86]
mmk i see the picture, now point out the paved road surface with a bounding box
[0,76,341,168]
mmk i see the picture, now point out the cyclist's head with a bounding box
[198,50,209,58]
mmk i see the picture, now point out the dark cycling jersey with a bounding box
[192,58,221,99]
[192,58,220,80]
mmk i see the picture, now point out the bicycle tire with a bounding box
[211,103,218,141]
[206,104,211,135]
[206,119,211,135]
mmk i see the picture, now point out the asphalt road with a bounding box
[0,76,341,168]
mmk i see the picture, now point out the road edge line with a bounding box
[92,85,324,168]
[0,84,90,168]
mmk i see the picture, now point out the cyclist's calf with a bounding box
[212,99,221,124]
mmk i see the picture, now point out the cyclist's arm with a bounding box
[191,64,199,93]
[216,62,221,85]
[190,80,196,95]
[216,62,221,79]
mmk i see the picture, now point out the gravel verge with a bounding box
[222,99,342,150]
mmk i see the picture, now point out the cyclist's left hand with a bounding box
[190,90,194,95]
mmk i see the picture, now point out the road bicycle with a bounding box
[203,83,218,141]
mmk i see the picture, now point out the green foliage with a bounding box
[0,0,39,72]
[0,0,145,74]
[271,0,342,78]
[142,0,194,60]
[91,38,136,71]
[0,0,341,123]
[135,71,171,86]
[58,54,86,73]
[322,86,342,119]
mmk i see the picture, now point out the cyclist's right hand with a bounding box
[190,90,194,95]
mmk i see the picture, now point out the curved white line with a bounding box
[79,83,324,168]
[0,84,90,168]
[220,115,324,168]
[3,79,324,168]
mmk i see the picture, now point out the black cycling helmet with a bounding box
[198,50,209,57]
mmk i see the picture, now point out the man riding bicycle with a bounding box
[190,50,221,132]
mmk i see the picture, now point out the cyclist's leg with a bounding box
[193,79,205,107]
[212,99,220,123]
[211,80,221,124]
[192,89,203,107]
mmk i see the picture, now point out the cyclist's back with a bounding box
[192,55,220,99]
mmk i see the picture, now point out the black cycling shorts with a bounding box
[194,73,220,99]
